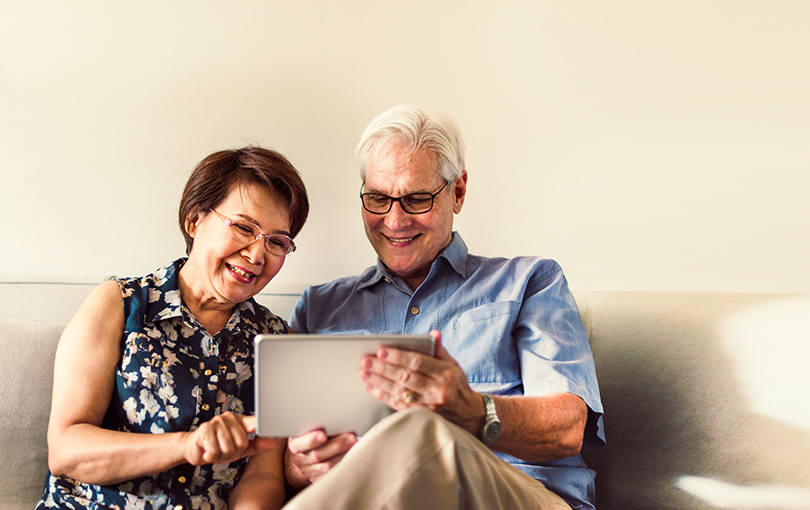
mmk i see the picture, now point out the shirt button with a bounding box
[178,476,187,483]
[201,404,210,411]
[204,369,212,376]
[410,307,419,315]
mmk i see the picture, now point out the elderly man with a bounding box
[283,105,604,510]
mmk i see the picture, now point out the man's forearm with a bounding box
[486,393,587,462]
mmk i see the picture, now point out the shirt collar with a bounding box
[141,258,185,324]
[357,232,469,291]
[436,232,469,278]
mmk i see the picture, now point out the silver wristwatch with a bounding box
[480,393,501,445]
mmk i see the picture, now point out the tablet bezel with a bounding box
[254,334,435,437]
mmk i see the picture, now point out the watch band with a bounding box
[482,393,497,417]
[480,393,501,445]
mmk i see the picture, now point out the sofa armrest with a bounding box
[0,320,64,510]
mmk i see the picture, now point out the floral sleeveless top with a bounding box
[36,259,288,510]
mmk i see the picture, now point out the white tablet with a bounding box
[254,334,435,437]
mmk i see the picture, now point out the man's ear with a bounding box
[453,170,468,214]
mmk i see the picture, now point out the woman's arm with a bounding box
[47,280,265,485]
[228,439,286,510]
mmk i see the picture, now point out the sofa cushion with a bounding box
[581,292,810,509]
[0,320,63,510]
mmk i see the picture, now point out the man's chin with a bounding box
[381,258,424,278]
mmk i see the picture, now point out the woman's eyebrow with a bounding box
[233,212,260,224]
[233,213,292,236]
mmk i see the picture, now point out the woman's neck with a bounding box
[177,263,235,336]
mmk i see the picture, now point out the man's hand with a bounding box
[182,413,276,466]
[285,430,357,489]
[359,330,485,435]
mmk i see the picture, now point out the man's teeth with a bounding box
[227,264,255,279]
[390,237,415,243]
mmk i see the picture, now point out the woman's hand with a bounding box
[182,413,277,466]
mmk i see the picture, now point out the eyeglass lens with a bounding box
[228,221,294,255]
[361,181,449,214]
[362,193,433,214]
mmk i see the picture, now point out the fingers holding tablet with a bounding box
[360,333,481,431]
[286,430,357,486]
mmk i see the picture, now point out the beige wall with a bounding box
[1,1,808,294]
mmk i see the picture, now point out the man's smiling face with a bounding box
[361,141,466,290]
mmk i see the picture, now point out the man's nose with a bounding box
[384,200,412,230]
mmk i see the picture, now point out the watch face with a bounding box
[483,419,501,445]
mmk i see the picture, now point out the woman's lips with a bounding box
[226,263,256,282]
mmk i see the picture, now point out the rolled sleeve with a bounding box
[517,265,605,449]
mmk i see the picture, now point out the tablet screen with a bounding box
[254,334,434,437]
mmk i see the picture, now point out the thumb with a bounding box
[241,415,257,434]
[429,329,455,362]
[240,415,279,455]
[249,436,279,455]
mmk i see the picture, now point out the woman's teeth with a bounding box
[227,263,255,279]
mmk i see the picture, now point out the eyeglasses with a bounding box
[209,209,296,256]
[360,181,450,215]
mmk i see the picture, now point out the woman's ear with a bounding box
[185,209,202,238]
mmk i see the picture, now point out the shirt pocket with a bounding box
[448,301,521,386]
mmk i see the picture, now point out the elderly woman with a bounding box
[36,147,309,510]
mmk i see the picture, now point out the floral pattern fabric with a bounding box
[36,258,288,510]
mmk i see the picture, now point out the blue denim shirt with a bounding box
[290,234,605,510]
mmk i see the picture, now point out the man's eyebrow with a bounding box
[362,184,386,194]
[364,187,432,195]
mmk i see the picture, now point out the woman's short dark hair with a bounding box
[178,146,309,254]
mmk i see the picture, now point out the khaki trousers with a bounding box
[284,408,571,510]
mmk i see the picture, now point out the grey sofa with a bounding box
[2,281,809,510]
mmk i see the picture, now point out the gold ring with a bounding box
[401,390,416,404]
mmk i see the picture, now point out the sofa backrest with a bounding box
[0,319,64,509]
[580,291,810,509]
[3,282,809,510]
[0,281,305,325]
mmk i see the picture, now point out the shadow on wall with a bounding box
[581,293,810,510]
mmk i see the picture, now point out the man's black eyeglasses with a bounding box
[360,181,450,215]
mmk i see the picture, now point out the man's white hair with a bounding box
[356,105,465,183]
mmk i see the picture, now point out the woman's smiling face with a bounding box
[184,182,291,306]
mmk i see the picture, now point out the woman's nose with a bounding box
[241,238,266,265]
